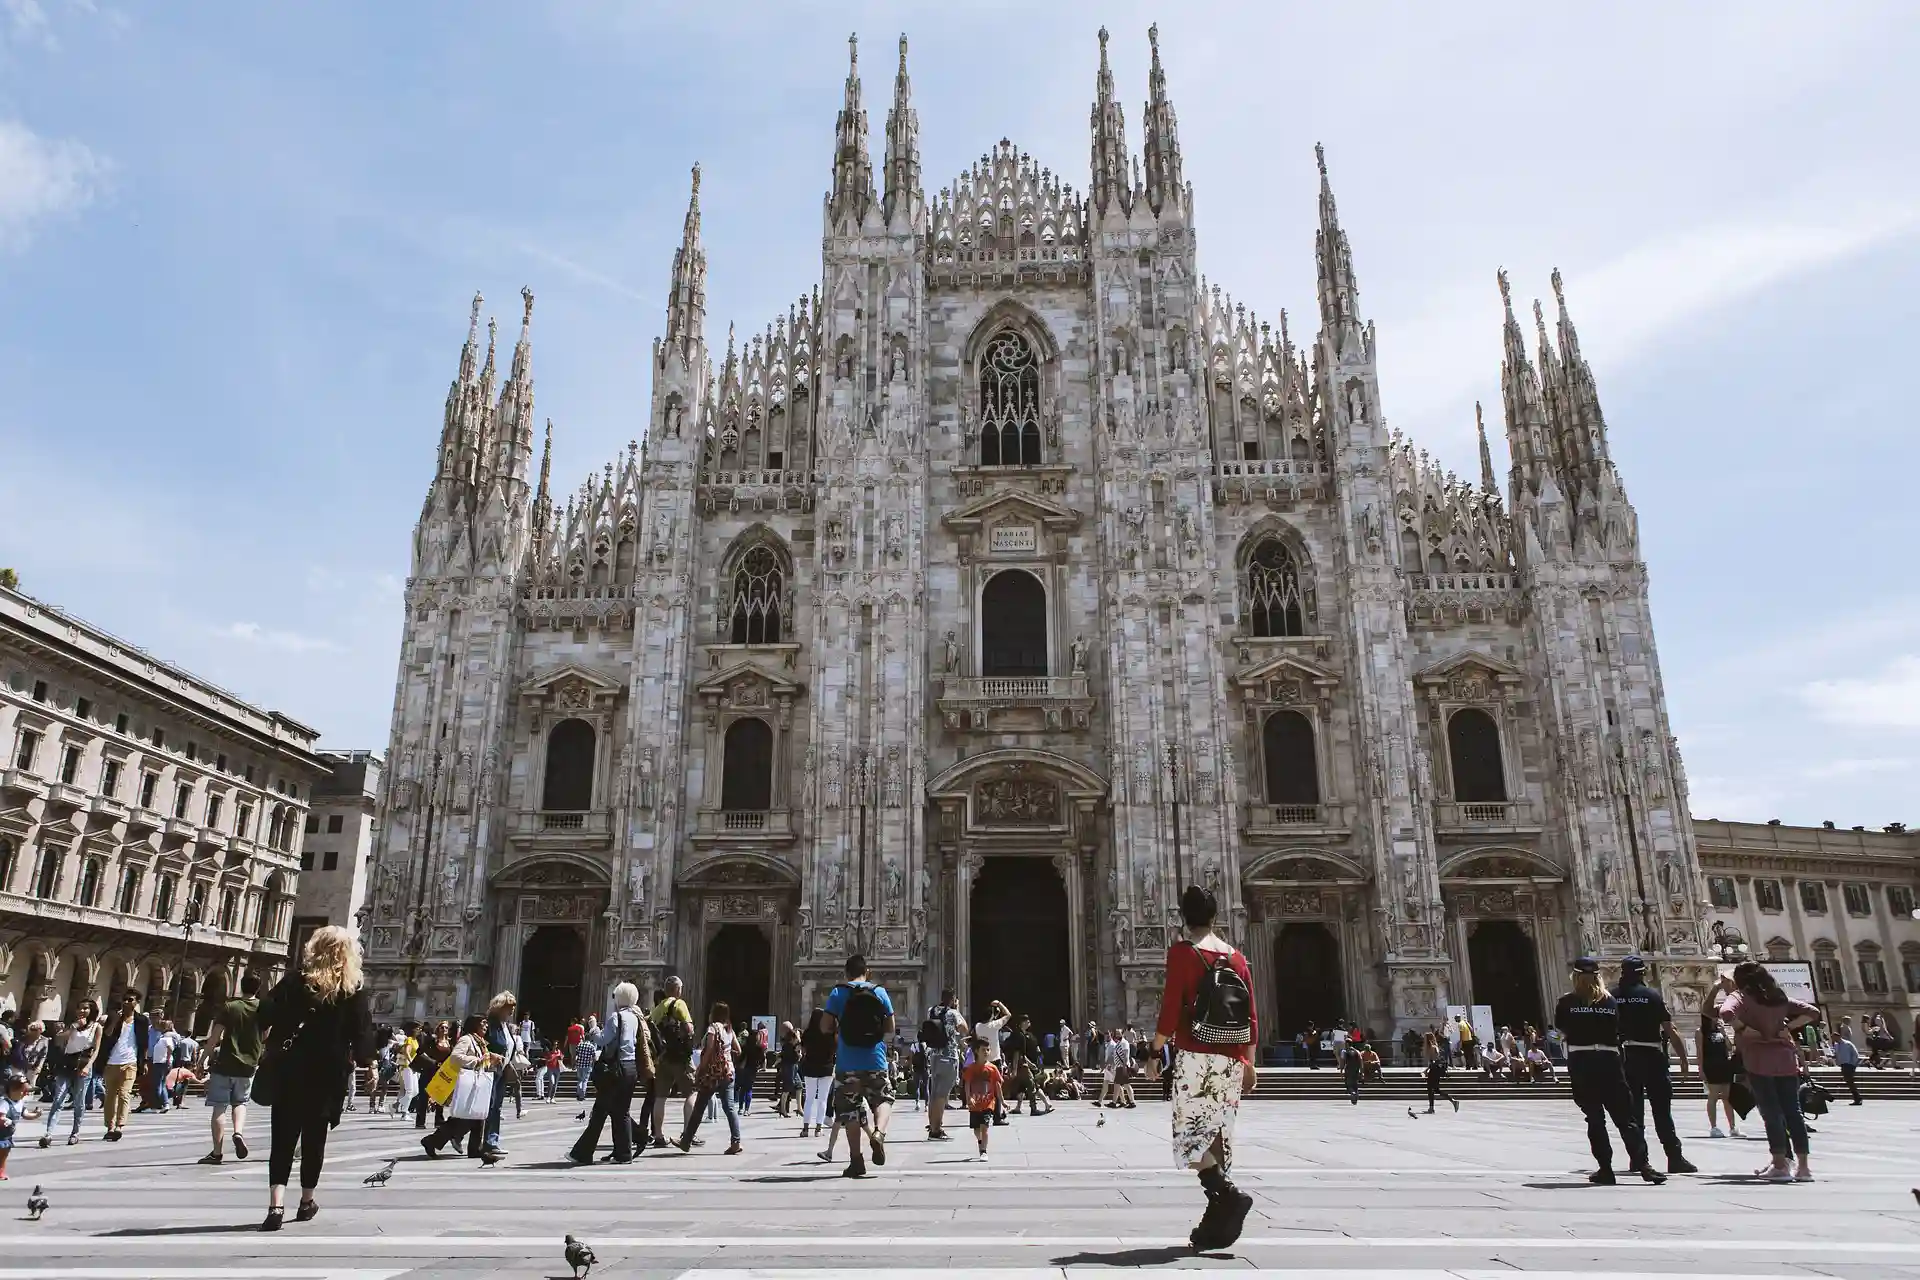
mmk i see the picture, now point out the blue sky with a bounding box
[1,1,1914,827]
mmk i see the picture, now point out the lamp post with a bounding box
[178,900,203,1026]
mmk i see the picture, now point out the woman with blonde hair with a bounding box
[1553,957,1663,1186]
[568,983,652,1164]
[480,991,522,1162]
[254,926,375,1230]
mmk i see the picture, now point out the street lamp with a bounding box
[178,900,203,1025]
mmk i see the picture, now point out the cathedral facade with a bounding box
[361,27,1717,1043]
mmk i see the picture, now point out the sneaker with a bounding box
[198,1151,222,1165]
[843,1154,866,1178]
[1709,1126,1726,1138]
[259,1209,283,1233]
[66,1135,78,1147]
[1588,1168,1616,1185]
[36,1137,48,1150]
[233,1134,249,1160]
[817,1148,832,1162]
[420,1137,440,1159]
[1636,1165,1668,1185]
[1449,1097,1460,1113]
[294,1200,320,1221]
[870,1132,887,1166]
[1667,1156,1697,1175]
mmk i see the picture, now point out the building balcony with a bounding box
[506,808,614,850]
[937,674,1094,734]
[44,781,88,809]
[689,807,797,849]
[1242,802,1351,839]
[0,768,46,800]
[196,827,229,851]
[1433,799,1543,835]
[163,817,199,843]
[125,806,163,833]
[88,794,127,822]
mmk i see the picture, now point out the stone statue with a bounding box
[916,863,931,912]
[1069,634,1087,674]
[636,746,656,810]
[884,858,904,907]
[628,858,651,909]
[1348,381,1367,424]
[822,860,842,913]
[943,629,960,674]
[439,856,463,909]
[1139,859,1161,908]
[1400,854,1421,913]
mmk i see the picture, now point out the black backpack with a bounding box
[834,982,888,1049]
[1184,941,1253,1045]
[920,1005,952,1052]
[656,1006,695,1062]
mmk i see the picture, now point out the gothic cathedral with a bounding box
[362,27,1716,1042]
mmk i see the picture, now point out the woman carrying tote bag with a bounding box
[419,1017,500,1162]
[253,926,376,1231]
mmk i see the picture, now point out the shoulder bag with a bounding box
[251,1000,309,1109]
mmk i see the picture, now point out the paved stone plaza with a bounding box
[2,1093,1917,1279]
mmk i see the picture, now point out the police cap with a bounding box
[1572,956,1600,974]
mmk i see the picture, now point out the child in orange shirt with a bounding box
[960,1035,1003,1162]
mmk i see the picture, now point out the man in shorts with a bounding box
[822,954,894,1179]
[646,977,695,1148]
[199,974,262,1165]
[922,988,968,1141]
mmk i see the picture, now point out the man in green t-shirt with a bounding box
[645,976,695,1147]
[199,974,263,1165]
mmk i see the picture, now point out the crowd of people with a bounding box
[0,882,1891,1244]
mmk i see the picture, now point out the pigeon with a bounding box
[1096,1112,1105,1127]
[363,1158,398,1187]
[1406,1107,1419,1119]
[564,1233,597,1278]
[575,1109,587,1121]
[26,1186,47,1220]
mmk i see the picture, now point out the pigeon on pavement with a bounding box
[364,1158,398,1187]
[1406,1107,1419,1119]
[26,1186,48,1220]
[565,1233,597,1278]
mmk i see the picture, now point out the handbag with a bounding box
[590,1010,633,1090]
[1799,1080,1831,1116]
[425,1051,463,1107]
[251,1008,309,1109]
[1728,1076,1756,1119]
[449,1065,495,1121]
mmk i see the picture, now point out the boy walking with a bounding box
[960,1036,1003,1162]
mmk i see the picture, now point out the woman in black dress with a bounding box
[256,926,376,1230]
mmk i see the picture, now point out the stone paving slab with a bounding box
[0,1094,1914,1277]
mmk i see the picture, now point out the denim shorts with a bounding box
[204,1072,252,1109]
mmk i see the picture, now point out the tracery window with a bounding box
[728,544,785,645]
[978,332,1042,466]
[1246,539,1306,637]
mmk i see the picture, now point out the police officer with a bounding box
[1554,957,1666,1185]
[1612,955,1697,1174]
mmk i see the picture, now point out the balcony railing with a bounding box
[692,807,796,847]
[937,673,1095,734]
[126,806,163,832]
[0,768,46,799]
[1433,800,1541,832]
[508,809,615,848]
[44,781,87,808]
[1244,802,1349,834]
[1409,573,1515,593]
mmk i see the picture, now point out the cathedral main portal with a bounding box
[967,856,1071,1030]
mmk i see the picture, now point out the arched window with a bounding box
[980,570,1048,677]
[33,846,61,899]
[1246,539,1306,637]
[729,544,785,645]
[979,332,1042,466]
[542,718,596,811]
[1447,708,1507,802]
[720,718,773,812]
[1261,711,1320,807]
[77,857,102,908]
[260,872,287,941]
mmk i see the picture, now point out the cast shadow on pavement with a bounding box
[1052,1247,1225,1266]
[98,1224,258,1237]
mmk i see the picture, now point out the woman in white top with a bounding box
[40,1004,98,1146]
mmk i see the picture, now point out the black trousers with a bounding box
[267,1100,331,1191]
[1424,1063,1451,1107]
[1569,1052,1649,1171]
[571,1061,638,1161]
[1840,1062,1861,1104]
[1623,1046,1683,1160]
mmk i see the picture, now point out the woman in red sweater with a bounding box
[1153,885,1258,1253]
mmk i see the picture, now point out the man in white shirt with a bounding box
[974,1000,1010,1124]
[139,1019,178,1113]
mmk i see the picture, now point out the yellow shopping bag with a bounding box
[425,1056,461,1107]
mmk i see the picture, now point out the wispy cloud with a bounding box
[1385,199,1920,447]
[1802,654,1920,731]
[1803,756,1915,780]
[2,0,51,46]
[0,119,108,249]
[211,621,342,654]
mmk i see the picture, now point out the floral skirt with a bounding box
[1170,1049,1243,1171]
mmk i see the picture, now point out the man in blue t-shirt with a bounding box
[822,953,895,1179]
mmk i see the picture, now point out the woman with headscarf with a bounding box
[255,926,376,1230]
[568,983,651,1164]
